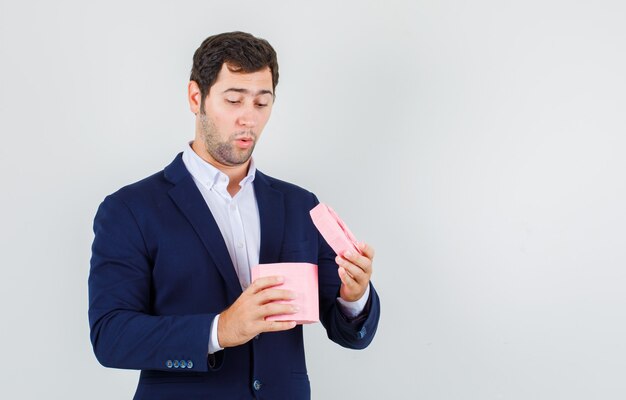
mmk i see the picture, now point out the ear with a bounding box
[188,81,203,114]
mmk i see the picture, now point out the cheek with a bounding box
[207,105,236,129]
[257,109,272,127]
[212,113,231,129]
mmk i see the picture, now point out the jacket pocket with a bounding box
[290,372,311,399]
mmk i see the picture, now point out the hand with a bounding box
[217,276,298,348]
[336,242,374,302]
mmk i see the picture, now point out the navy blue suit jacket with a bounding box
[88,154,380,399]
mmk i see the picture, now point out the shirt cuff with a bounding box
[208,314,224,355]
[336,284,371,319]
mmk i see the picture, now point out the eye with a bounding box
[256,103,268,108]
[226,99,240,104]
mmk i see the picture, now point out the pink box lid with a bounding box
[310,203,362,257]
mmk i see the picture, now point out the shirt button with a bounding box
[253,379,262,391]
[166,360,173,368]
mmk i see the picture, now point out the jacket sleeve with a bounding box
[312,195,381,349]
[88,194,215,371]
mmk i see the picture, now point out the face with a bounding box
[190,63,274,168]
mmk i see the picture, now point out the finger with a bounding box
[261,302,299,318]
[336,252,372,275]
[261,320,298,333]
[247,298,297,322]
[249,275,285,293]
[337,260,367,284]
[358,242,375,260]
[257,288,298,304]
[338,266,358,289]
[341,249,372,273]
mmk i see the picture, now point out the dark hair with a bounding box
[190,31,279,105]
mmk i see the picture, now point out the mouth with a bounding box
[234,137,255,149]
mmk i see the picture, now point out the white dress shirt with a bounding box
[182,143,369,354]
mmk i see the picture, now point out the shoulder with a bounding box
[101,171,167,212]
[256,170,317,200]
[113,170,170,200]
[102,154,186,209]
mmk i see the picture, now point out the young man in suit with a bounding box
[88,31,380,399]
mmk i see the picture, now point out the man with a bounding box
[88,31,380,399]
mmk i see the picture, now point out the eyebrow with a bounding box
[222,88,274,97]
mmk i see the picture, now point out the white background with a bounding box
[1,0,625,398]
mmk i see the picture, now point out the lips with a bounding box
[235,137,254,149]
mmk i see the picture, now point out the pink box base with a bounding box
[251,262,319,324]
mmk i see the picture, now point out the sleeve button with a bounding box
[357,327,367,339]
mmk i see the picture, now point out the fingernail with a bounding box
[292,306,300,312]
[345,251,353,258]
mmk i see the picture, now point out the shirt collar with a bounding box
[182,142,256,190]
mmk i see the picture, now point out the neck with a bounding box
[191,141,249,196]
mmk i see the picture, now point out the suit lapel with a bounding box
[254,171,285,264]
[164,154,242,301]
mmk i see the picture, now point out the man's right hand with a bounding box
[217,276,298,348]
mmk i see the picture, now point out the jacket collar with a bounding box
[163,153,285,298]
[164,153,241,301]
[253,170,285,265]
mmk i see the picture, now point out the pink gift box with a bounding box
[310,203,362,257]
[251,262,319,324]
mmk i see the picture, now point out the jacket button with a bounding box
[253,379,262,391]
[166,360,173,368]
[357,327,367,339]
[187,360,193,369]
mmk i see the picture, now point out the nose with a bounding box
[236,106,257,129]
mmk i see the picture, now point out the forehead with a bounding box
[210,63,273,95]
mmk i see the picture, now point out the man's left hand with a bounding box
[335,242,374,302]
